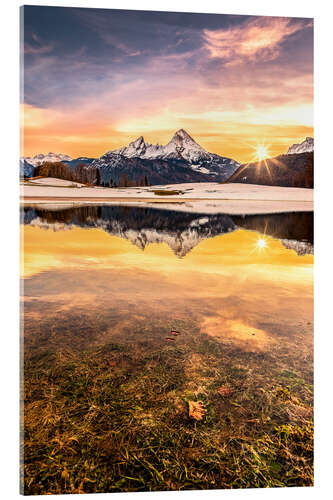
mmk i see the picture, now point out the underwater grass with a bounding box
[22,318,313,495]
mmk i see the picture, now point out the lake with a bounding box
[21,205,314,494]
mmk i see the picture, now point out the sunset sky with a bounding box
[22,6,313,163]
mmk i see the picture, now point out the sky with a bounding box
[22,6,313,163]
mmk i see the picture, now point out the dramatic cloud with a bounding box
[203,17,313,65]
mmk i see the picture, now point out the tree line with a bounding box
[33,162,149,187]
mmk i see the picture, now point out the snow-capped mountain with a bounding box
[23,152,72,167]
[19,131,239,185]
[287,137,314,155]
[19,159,34,178]
[112,128,237,165]
[92,129,239,185]
[113,129,213,163]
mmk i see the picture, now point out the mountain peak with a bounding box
[133,136,145,145]
[171,129,196,143]
[164,129,209,161]
[107,128,238,168]
[287,137,314,155]
[112,136,147,157]
[174,128,192,138]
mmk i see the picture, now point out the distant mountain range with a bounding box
[20,129,239,184]
[22,152,72,167]
[21,132,314,188]
[63,157,96,169]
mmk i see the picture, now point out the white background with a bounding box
[0,0,332,499]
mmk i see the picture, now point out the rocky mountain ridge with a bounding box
[91,129,239,184]
[287,137,314,155]
[22,152,72,167]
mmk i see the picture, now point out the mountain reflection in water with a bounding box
[22,205,313,257]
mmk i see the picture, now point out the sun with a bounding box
[255,144,270,162]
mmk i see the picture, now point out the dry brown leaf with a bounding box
[217,385,233,397]
[188,400,205,421]
[61,470,69,481]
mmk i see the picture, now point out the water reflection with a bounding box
[22,205,313,354]
[21,204,314,493]
[22,205,313,257]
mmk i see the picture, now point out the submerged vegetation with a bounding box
[23,313,313,494]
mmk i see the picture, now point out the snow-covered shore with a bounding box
[21,180,313,215]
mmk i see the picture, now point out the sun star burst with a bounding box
[255,144,270,162]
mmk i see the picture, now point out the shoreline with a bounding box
[21,181,313,215]
[20,197,313,216]
[21,196,314,203]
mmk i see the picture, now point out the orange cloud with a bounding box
[22,103,56,130]
[203,17,312,65]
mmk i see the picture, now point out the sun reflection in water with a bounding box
[257,237,267,249]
